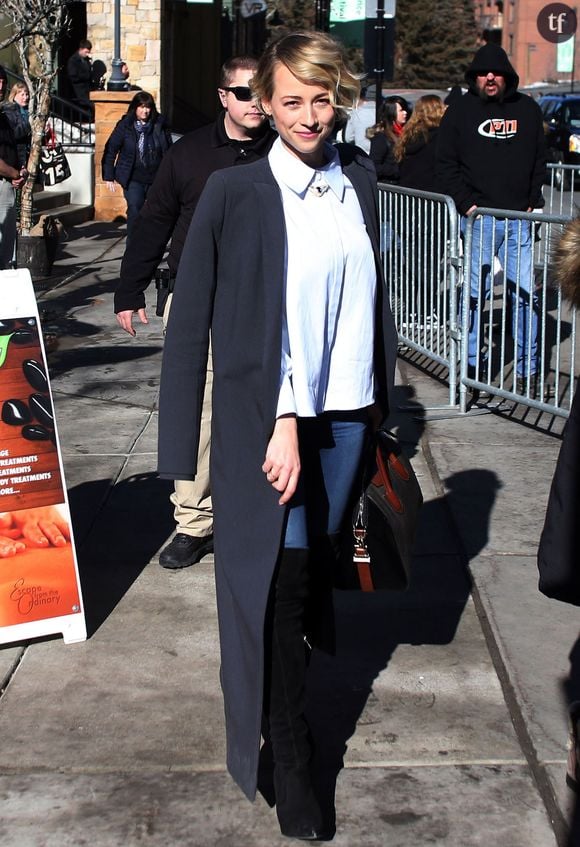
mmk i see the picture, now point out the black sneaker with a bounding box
[516,374,550,401]
[466,365,492,402]
[159,533,214,569]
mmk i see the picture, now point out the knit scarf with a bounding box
[134,119,153,163]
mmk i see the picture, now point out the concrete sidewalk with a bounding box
[0,221,578,846]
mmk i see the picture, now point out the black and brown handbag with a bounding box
[338,428,423,592]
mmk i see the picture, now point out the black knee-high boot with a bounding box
[265,547,324,841]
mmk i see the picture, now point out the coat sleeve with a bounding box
[101,120,125,182]
[538,389,580,604]
[67,55,82,84]
[158,171,225,480]
[115,146,181,313]
[369,134,399,182]
[435,108,475,215]
[529,107,547,209]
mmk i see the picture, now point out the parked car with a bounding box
[538,92,580,189]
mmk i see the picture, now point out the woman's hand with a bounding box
[262,415,300,505]
[105,180,117,193]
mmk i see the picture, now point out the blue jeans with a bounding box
[284,411,368,549]
[463,215,538,378]
[0,180,16,269]
[123,181,150,243]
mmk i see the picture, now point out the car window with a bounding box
[540,100,559,119]
[568,102,580,128]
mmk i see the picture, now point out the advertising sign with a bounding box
[558,35,575,71]
[0,269,86,645]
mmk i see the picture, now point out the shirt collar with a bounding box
[212,110,277,154]
[269,137,345,200]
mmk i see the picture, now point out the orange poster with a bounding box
[0,270,86,644]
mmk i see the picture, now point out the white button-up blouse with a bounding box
[268,138,377,418]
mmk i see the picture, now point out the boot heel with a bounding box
[274,764,325,840]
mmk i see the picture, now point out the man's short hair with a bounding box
[219,56,259,88]
[0,66,7,82]
[79,39,92,51]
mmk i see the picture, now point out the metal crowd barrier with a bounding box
[544,162,580,218]
[378,185,461,409]
[378,184,577,419]
[461,207,574,416]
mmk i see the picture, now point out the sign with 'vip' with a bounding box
[0,269,86,645]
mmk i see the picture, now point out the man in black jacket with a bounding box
[437,43,546,397]
[66,40,93,114]
[114,56,276,568]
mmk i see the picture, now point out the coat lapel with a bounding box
[254,171,287,428]
[341,155,381,256]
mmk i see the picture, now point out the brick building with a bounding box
[474,0,579,87]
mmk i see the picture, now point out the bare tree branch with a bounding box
[1,0,72,233]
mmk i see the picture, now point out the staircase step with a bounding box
[32,203,94,227]
[33,189,71,213]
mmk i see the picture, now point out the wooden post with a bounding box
[91,90,135,222]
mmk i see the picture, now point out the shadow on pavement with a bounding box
[48,344,162,378]
[69,471,174,637]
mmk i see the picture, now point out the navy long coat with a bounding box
[158,146,398,800]
[538,388,580,604]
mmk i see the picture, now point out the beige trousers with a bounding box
[164,292,213,537]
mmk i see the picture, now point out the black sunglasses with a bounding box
[221,86,253,102]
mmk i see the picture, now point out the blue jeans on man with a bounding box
[463,215,538,378]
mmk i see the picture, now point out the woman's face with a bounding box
[261,63,335,167]
[136,103,152,122]
[395,102,407,124]
[14,88,29,107]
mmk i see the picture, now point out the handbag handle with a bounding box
[372,432,410,515]
[44,123,56,149]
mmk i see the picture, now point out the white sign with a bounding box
[557,34,575,71]
[331,0,366,22]
[364,0,396,17]
[0,269,86,646]
[330,0,395,22]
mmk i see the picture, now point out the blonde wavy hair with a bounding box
[394,94,446,162]
[250,31,360,117]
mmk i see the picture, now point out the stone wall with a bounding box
[86,0,162,104]
[91,90,135,222]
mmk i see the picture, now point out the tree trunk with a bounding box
[19,79,51,236]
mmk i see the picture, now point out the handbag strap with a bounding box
[373,431,410,515]
[44,123,56,149]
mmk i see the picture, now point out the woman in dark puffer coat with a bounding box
[366,95,408,183]
[102,91,172,241]
[1,82,32,168]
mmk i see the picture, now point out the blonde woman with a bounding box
[1,82,31,168]
[394,94,446,192]
[159,31,397,839]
